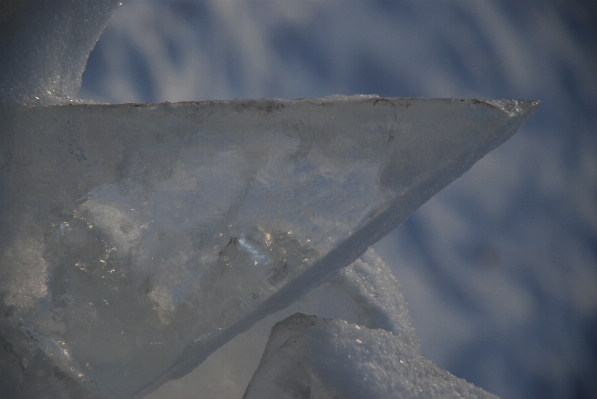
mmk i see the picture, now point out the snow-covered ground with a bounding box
[79,1,597,398]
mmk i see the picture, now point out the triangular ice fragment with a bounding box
[243,313,499,399]
[0,96,537,398]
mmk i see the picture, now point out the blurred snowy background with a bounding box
[78,1,597,398]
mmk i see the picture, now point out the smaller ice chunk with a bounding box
[244,313,500,399]
[0,97,538,398]
[0,0,120,105]
[143,248,417,398]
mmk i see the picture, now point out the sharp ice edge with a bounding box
[319,94,380,101]
[484,99,541,117]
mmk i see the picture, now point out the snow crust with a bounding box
[0,97,536,398]
[244,313,499,399]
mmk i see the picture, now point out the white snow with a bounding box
[244,313,499,399]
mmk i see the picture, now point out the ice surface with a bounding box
[0,0,120,105]
[244,313,499,399]
[144,247,417,399]
[0,97,536,398]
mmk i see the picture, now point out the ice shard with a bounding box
[243,313,499,399]
[0,96,536,398]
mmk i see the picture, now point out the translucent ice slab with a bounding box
[244,313,499,399]
[0,96,537,398]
